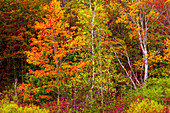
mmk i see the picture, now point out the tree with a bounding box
[77,0,118,111]
[0,0,49,93]
[110,0,167,89]
[18,0,86,104]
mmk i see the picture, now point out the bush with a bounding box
[42,99,70,113]
[143,77,170,103]
[127,98,164,113]
[127,77,170,104]
[0,101,49,113]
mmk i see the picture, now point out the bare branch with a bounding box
[111,45,137,90]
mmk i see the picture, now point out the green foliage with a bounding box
[128,77,170,104]
[0,93,49,113]
[127,98,164,113]
[17,75,54,104]
[0,102,49,113]
[143,77,170,102]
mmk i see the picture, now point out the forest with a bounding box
[0,0,169,112]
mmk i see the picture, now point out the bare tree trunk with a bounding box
[53,36,58,68]
[53,32,60,113]
[21,57,24,82]
[137,9,148,83]
[144,49,148,82]
[99,35,103,107]
[13,62,18,96]
[111,47,137,90]
[90,0,96,103]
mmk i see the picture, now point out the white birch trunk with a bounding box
[90,0,96,102]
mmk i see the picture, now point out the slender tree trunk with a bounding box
[21,54,24,82]
[53,36,58,68]
[144,49,148,82]
[74,85,76,111]
[53,32,60,113]
[13,62,17,96]
[112,48,137,90]
[90,0,95,103]
[99,36,103,107]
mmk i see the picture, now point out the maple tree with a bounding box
[18,0,86,104]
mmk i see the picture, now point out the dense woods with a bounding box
[0,0,169,112]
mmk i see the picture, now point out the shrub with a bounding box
[142,77,170,103]
[42,99,70,113]
[0,101,49,113]
[127,98,164,113]
[127,77,170,104]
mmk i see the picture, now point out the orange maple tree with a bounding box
[17,0,86,103]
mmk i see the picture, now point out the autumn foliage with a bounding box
[0,0,169,112]
[17,0,87,103]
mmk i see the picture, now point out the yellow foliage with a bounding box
[163,39,170,62]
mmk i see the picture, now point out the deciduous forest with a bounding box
[0,0,169,112]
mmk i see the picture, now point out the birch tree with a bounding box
[111,0,161,88]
